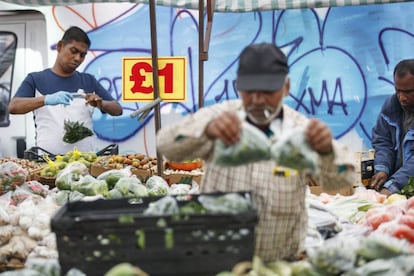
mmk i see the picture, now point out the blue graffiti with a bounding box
[75,2,414,148]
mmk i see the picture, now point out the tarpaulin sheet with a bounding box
[0,0,411,11]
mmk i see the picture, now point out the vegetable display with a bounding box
[93,153,157,171]
[40,148,98,178]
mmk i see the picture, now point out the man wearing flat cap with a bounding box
[157,43,355,262]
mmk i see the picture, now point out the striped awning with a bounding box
[1,0,412,11]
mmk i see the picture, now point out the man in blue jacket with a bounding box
[370,59,414,195]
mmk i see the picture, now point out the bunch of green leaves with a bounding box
[62,120,93,144]
[399,176,414,197]
[213,122,271,166]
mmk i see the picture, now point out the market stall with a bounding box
[1,152,414,275]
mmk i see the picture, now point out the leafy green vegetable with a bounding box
[308,239,357,275]
[104,262,149,276]
[97,169,132,190]
[164,228,174,249]
[71,175,109,196]
[198,193,253,214]
[146,176,169,197]
[179,201,207,215]
[399,176,414,197]
[213,122,271,166]
[135,230,145,249]
[356,233,412,262]
[113,176,148,198]
[63,120,93,144]
[270,127,318,173]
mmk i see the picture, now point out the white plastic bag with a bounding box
[270,126,319,173]
[213,122,271,166]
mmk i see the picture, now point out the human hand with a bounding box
[305,118,334,155]
[369,171,388,191]
[205,111,242,145]
[44,91,73,106]
[380,188,392,196]
[84,93,103,109]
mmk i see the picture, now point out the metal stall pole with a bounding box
[199,0,205,109]
[199,0,215,109]
[149,0,163,177]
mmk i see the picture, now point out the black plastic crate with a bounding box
[96,143,119,156]
[23,147,56,162]
[51,192,258,276]
[23,144,118,162]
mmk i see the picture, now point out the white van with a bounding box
[0,8,47,158]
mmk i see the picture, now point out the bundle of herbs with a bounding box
[62,120,93,144]
[399,176,414,197]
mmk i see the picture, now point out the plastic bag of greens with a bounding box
[97,166,133,190]
[55,161,89,191]
[71,175,108,196]
[112,176,148,198]
[169,184,191,195]
[270,126,319,173]
[213,122,271,166]
[144,195,179,216]
[198,193,253,214]
[146,175,169,197]
[54,190,85,205]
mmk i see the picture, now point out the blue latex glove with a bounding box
[44,91,74,106]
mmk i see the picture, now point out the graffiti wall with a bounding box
[45,2,414,156]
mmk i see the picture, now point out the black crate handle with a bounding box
[23,146,56,162]
[96,144,119,156]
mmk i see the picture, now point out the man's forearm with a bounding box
[8,97,45,114]
[101,100,123,116]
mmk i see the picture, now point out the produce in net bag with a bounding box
[71,175,109,196]
[112,176,148,198]
[213,122,271,166]
[0,162,28,195]
[97,166,133,190]
[146,175,169,196]
[144,196,179,216]
[198,192,253,214]
[55,161,89,190]
[270,126,318,173]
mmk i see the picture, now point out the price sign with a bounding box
[122,57,186,102]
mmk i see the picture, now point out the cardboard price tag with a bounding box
[122,57,186,102]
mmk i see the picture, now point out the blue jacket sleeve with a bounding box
[371,113,398,176]
[384,159,414,192]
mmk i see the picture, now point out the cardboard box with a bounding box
[354,149,375,187]
[90,163,110,177]
[90,163,153,182]
[131,168,153,183]
[162,173,203,185]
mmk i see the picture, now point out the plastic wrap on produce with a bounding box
[213,122,271,166]
[271,126,318,173]
[0,162,28,195]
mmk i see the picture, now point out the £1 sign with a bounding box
[122,57,186,102]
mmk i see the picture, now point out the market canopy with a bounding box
[1,0,412,10]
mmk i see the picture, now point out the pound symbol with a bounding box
[130,62,153,94]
